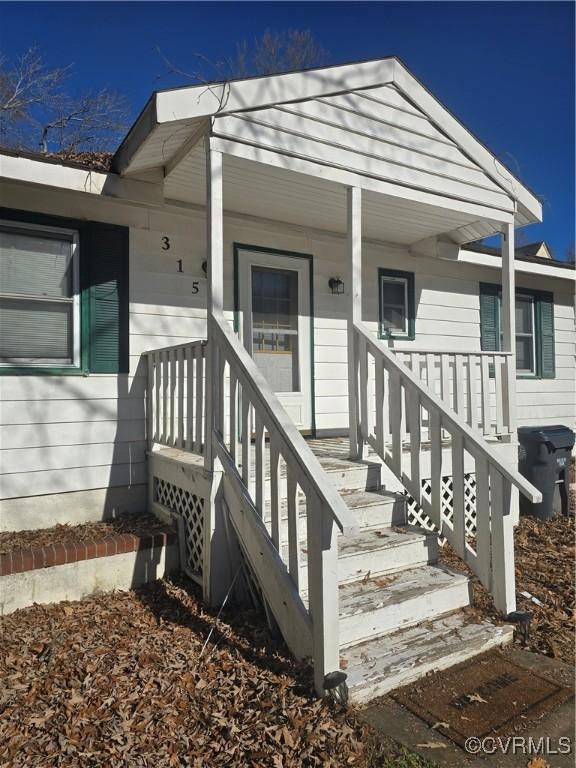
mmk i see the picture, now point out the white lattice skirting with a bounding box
[406,474,477,536]
[154,477,205,582]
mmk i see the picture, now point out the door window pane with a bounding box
[252,266,299,392]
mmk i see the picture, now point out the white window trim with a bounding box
[0,219,80,368]
[515,292,537,376]
[380,274,409,337]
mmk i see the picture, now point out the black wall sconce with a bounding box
[201,260,207,275]
[328,277,344,295]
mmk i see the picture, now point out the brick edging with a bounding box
[0,531,176,577]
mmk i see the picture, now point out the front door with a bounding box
[237,247,313,432]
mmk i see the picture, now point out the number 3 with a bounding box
[162,236,170,250]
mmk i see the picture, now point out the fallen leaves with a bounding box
[440,515,575,665]
[0,577,372,767]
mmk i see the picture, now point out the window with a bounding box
[512,294,536,375]
[479,283,555,379]
[378,268,415,340]
[0,209,130,376]
[0,221,80,368]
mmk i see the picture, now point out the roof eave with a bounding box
[111,93,158,175]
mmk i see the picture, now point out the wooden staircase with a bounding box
[146,316,540,700]
[263,439,514,703]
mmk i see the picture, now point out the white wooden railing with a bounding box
[393,349,513,438]
[146,341,206,453]
[210,313,357,697]
[353,321,541,615]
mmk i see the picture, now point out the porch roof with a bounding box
[112,56,542,239]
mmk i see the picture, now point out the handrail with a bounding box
[212,313,357,533]
[392,348,513,357]
[145,339,206,356]
[356,321,540,503]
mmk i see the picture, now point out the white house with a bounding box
[0,57,574,701]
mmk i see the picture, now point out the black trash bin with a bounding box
[518,425,575,520]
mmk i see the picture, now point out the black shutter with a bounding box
[83,222,129,373]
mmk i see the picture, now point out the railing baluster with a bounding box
[489,471,516,614]
[451,432,466,557]
[467,355,478,430]
[407,387,421,502]
[389,369,402,476]
[441,353,451,407]
[255,413,265,515]
[474,457,491,590]
[241,390,251,487]
[455,354,465,421]
[161,351,169,444]
[154,352,160,443]
[480,354,491,437]
[177,348,185,448]
[375,363,385,456]
[185,346,194,450]
[430,409,442,530]
[195,344,204,453]
[358,334,368,446]
[229,371,239,460]
[286,468,300,590]
[169,350,176,446]
[494,355,504,436]
[269,442,281,549]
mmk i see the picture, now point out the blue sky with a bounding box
[1,1,574,259]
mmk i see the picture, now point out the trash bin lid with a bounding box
[518,425,575,450]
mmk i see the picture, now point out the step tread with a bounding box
[341,613,515,702]
[286,525,433,565]
[338,489,401,510]
[339,564,469,620]
[338,525,434,558]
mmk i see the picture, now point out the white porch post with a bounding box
[347,186,364,459]
[501,222,517,441]
[204,137,224,470]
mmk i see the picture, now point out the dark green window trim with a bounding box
[378,267,415,341]
[0,208,128,376]
[479,282,555,380]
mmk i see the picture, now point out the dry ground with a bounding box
[0,577,433,768]
[441,515,575,665]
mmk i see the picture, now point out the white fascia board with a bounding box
[460,248,575,282]
[155,58,396,123]
[0,154,163,205]
[393,62,543,225]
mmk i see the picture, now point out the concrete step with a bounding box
[338,564,471,648]
[342,613,515,704]
[292,525,438,594]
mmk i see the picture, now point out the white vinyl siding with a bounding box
[0,180,574,530]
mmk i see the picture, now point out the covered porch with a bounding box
[112,59,543,697]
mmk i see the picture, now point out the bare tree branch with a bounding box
[0,48,129,154]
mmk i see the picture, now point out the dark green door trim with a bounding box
[233,242,316,437]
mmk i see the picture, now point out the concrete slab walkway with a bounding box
[361,649,574,768]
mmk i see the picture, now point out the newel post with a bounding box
[347,186,364,459]
[501,222,517,440]
[204,138,224,470]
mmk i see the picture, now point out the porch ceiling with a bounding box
[164,145,501,246]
